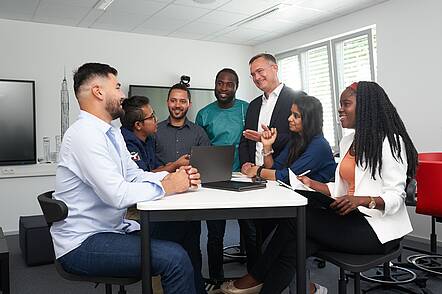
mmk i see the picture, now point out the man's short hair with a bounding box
[120,96,150,129]
[249,53,277,65]
[73,63,118,96]
[167,83,191,102]
[215,68,239,88]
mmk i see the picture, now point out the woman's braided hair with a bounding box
[352,81,418,179]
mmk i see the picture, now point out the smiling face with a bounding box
[214,71,237,106]
[338,88,357,129]
[288,103,303,133]
[167,88,191,120]
[249,57,279,94]
[103,74,125,120]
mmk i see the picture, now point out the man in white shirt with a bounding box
[238,53,306,249]
[239,53,306,169]
[51,63,200,294]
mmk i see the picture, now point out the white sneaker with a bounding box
[313,283,328,294]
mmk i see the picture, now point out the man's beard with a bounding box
[106,98,124,120]
[168,107,188,120]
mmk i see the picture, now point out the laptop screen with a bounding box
[190,145,234,184]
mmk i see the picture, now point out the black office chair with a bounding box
[315,245,414,294]
[37,191,140,294]
[313,179,421,294]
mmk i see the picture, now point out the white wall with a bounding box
[255,0,442,241]
[0,19,256,233]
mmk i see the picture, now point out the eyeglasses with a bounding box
[250,65,274,79]
[140,112,156,122]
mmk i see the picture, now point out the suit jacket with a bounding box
[327,132,413,244]
[239,85,305,166]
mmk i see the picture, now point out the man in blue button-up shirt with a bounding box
[51,63,200,294]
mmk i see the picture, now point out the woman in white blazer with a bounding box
[221,81,418,294]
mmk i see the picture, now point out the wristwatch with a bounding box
[256,165,264,178]
[368,197,376,209]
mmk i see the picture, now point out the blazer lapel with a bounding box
[250,99,261,131]
[269,85,286,127]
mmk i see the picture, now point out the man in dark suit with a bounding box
[239,53,306,251]
[239,53,306,169]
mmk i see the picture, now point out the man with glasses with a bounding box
[120,95,189,173]
[153,83,211,294]
[239,53,306,240]
[240,53,306,169]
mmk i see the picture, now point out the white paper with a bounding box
[288,169,313,191]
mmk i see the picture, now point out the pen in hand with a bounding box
[297,170,311,177]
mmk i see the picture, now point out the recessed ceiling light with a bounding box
[193,0,216,4]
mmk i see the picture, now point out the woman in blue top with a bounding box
[241,95,336,184]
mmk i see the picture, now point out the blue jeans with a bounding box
[151,221,205,294]
[58,232,196,294]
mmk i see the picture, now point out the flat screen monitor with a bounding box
[128,85,215,122]
[0,79,36,165]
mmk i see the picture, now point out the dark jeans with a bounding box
[250,207,401,294]
[206,219,257,281]
[58,232,196,294]
[151,221,205,294]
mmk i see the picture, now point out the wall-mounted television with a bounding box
[0,79,36,165]
[129,85,215,122]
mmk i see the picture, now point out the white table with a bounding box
[137,181,308,294]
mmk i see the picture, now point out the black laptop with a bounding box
[190,145,266,192]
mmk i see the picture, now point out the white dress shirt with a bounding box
[51,111,168,258]
[255,83,284,165]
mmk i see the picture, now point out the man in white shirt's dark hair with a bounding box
[51,62,200,294]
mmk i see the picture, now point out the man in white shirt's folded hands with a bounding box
[50,62,200,294]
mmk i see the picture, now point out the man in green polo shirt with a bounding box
[196,68,256,291]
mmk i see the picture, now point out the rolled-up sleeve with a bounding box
[66,129,166,209]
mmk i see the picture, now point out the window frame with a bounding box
[276,28,376,150]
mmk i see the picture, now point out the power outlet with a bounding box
[1,167,15,174]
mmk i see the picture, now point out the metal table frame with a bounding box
[139,205,306,294]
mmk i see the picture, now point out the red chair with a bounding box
[411,152,442,274]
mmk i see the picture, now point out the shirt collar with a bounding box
[79,110,114,134]
[166,116,191,128]
[262,83,284,102]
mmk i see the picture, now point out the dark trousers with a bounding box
[206,219,257,281]
[250,207,400,294]
[151,221,205,294]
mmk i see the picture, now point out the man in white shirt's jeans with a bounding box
[51,63,200,294]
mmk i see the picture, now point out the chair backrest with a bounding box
[415,153,442,217]
[37,191,68,226]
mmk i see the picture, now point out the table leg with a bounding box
[296,206,306,294]
[141,211,152,294]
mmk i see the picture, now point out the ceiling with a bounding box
[0,0,388,45]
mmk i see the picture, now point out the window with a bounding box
[277,28,376,150]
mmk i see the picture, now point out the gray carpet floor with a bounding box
[4,220,442,294]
